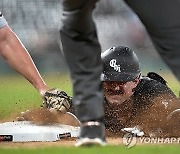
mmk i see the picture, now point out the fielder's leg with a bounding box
[60,0,105,146]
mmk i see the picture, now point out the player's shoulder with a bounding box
[135,72,176,98]
[141,72,167,86]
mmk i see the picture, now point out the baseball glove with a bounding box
[42,88,72,113]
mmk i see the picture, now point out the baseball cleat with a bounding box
[75,137,106,147]
[75,121,106,147]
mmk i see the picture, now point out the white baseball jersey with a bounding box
[0,11,7,29]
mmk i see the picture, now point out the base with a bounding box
[0,121,80,142]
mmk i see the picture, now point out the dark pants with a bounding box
[60,0,104,122]
[125,0,180,81]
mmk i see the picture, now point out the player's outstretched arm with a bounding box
[0,16,72,116]
[0,25,72,114]
[0,25,49,95]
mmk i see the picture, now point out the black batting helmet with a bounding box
[101,46,141,82]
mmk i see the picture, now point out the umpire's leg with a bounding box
[125,0,180,81]
[60,0,104,122]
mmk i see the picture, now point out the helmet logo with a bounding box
[110,59,121,72]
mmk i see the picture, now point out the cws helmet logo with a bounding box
[110,59,121,72]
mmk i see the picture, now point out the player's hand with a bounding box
[42,88,72,113]
[121,126,144,137]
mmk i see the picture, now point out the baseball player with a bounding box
[0,12,71,114]
[60,0,180,146]
[101,46,180,137]
[65,46,179,137]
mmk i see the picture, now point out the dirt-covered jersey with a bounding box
[104,72,179,137]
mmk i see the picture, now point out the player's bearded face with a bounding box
[103,80,139,105]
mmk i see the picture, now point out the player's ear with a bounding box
[133,73,141,85]
[133,78,140,87]
[132,79,139,92]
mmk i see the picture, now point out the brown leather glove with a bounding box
[42,88,72,113]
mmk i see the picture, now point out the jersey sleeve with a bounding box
[0,12,8,29]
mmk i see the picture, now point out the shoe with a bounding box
[75,121,106,147]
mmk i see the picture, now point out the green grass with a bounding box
[0,74,72,119]
[0,145,180,154]
[162,73,179,96]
